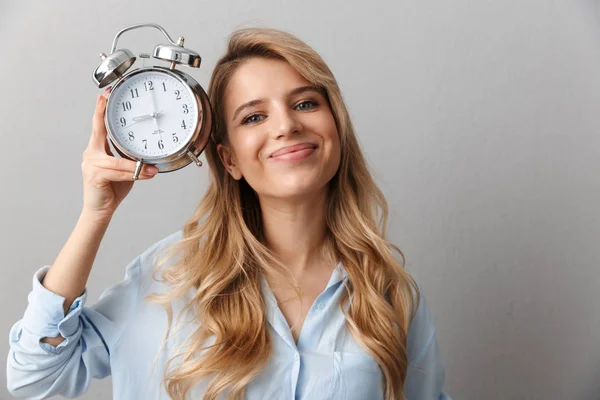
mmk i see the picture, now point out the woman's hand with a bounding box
[80,87,159,220]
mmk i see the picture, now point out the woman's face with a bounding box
[217,57,341,202]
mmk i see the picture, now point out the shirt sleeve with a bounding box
[403,284,452,400]
[6,254,142,399]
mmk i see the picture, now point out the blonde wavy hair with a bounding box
[146,27,420,400]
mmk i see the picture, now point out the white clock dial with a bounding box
[106,69,197,159]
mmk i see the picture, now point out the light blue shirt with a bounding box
[7,230,451,399]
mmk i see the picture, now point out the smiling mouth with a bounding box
[269,146,317,162]
[270,144,318,158]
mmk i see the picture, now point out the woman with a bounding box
[7,28,451,399]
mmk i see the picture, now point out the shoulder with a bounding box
[403,274,450,397]
[136,229,185,293]
[137,229,184,266]
[406,276,438,364]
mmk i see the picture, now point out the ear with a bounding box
[216,143,243,180]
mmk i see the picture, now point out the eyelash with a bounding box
[241,100,319,125]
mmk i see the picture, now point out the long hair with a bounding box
[146,27,419,400]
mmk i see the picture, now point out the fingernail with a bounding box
[148,166,159,173]
[102,86,112,99]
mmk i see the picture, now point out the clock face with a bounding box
[106,69,198,159]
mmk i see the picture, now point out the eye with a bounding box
[295,100,318,111]
[241,114,265,125]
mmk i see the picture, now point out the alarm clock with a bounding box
[92,23,212,180]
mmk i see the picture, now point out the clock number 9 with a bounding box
[120,117,126,127]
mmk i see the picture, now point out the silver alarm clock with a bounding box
[92,23,212,180]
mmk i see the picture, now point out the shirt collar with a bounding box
[259,261,349,349]
[330,261,348,287]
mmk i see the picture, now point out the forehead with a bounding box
[224,58,311,106]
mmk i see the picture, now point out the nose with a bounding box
[271,105,303,139]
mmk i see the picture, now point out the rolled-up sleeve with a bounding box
[404,285,452,400]
[6,255,142,399]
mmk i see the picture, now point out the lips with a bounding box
[269,142,318,158]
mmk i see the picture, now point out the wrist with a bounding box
[79,208,114,225]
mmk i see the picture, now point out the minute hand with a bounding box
[125,111,164,129]
[132,111,164,122]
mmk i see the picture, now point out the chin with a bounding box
[268,181,330,201]
[252,168,336,201]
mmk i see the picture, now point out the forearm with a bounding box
[42,211,112,319]
[40,211,112,345]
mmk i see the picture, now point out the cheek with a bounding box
[325,121,342,174]
[320,111,339,139]
[232,133,263,163]
[328,137,342,175]
[323,117,341,156]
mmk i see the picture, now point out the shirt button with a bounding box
[316,302,325,310]
[294,354,299,361]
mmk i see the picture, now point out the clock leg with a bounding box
[187,150,202,167]
[133,160,144,180]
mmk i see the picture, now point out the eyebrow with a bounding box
[231,85,322,122]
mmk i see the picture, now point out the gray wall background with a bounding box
[1,1,599,399]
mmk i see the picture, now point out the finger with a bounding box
[104,137,115,156]
[92,156,159,175]
[95,168,157,182]
[88,87,112,151]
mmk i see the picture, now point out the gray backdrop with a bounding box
[1,1,599,399]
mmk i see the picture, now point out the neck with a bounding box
[259,188,329,278]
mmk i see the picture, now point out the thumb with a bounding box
[89,87,112,151]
